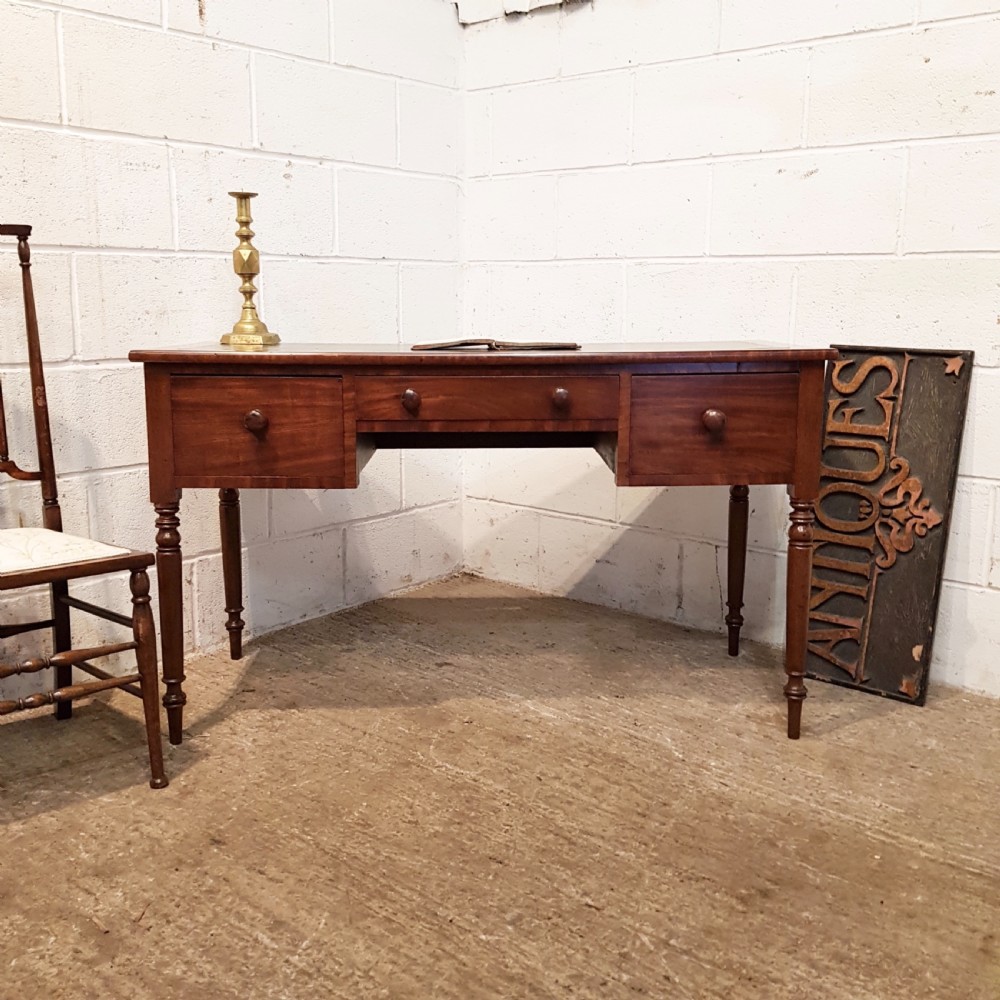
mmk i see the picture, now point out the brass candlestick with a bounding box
[220,191,280,349]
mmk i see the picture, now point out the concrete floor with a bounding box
[1,575,998,999]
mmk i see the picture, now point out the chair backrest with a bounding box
[0,224,62,533]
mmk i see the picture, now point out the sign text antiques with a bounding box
[806,347,973,703]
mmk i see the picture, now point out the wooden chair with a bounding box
[0,224,167,788]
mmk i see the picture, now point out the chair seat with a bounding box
[0,527,132,575]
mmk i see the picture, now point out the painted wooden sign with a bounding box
[805,347,973,703]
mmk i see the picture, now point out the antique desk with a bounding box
[129,343,836,746]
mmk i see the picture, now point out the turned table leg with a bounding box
[154,499,186,746]
[784,495,815,739]
[726,484,749,656]
[219,487,245,660]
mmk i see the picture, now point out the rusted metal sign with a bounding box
[805,347,973,703]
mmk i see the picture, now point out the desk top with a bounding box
[130,342,838,367]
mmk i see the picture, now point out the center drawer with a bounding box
[355,375,619,423]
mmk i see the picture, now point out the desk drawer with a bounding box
[170,376,345,484]
[628,374,799,484]
[355,375,618,423]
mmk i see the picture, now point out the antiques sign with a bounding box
[805,347,973,703]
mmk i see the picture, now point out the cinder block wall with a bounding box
[0,0,464,692]
[460,1,1000,695]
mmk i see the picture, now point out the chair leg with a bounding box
[130,568,168,789]
[51,579,73,720]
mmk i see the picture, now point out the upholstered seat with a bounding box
[0,528,131,577]
[0,223,166,788]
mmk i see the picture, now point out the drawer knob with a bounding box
[702,408,727,436]
[243,409,269,434]
[552,387,570,411]
[401,388,421,415]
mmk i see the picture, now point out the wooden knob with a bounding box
[552,387,570,411]
[702,408,727,435]
[401,388,421,415]
[243,409,269,433]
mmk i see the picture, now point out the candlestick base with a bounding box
[220,331,281,351]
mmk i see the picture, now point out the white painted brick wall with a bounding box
[63,18,253,147]
[486,262,624,342]
[399,265,463,345]
[465,175,558,260]
[903,140,1000,251]
[167,0,331,59]
[557,165,709,258]
[627,262,795,344]
[559,0,718,75]
[402,449,465,508]
[490,75,631,172]
[331,0,459,86]
[0,0,463,702]
[463,499,541,590]
[264,260,398,343]
[0,5,60,123]
[0,130,173,248]
[465,448,618,521]
[464,91,493,176]
[710,150,904,255]
[537,516,682,623]
[793,259,1000,366]
[808,19,1000,145]
[272,452,403,533]
[460,0,1000,699]
[343,502,463,606]
[633,49,808,162]
[918,1,1000,23]
[254,58,397,166]
[49,0,160,20]
[399,83,462,176]
[337,170,461,260]
[957,369,1000,481]
[719,0,914,49]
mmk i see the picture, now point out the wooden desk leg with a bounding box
[784,496,815,739]
[219,487,245,660]
[155,500,186,746]
[726,484,749,656]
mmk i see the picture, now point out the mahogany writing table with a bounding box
[129,342,836,745]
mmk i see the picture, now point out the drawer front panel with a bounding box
[629,374,799,482]
[171,376,345,481]
[355,375,619,423]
